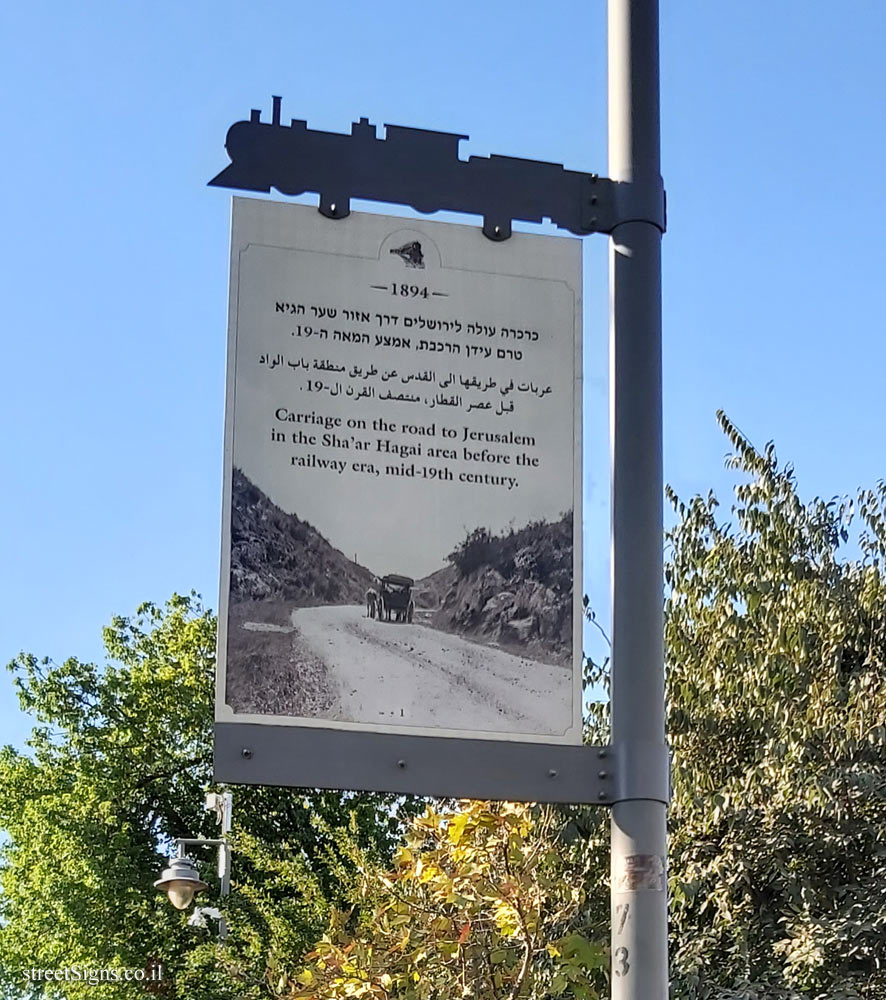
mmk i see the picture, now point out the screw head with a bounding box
[397,759,407,769]
[548,769,558,778]
[598,770,608,780]
[597,748,607,759]
[241,747,253,759]
[598,790,608,800]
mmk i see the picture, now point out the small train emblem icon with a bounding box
[390,241,425,269]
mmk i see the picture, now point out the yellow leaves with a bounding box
[415,858,447,886]
[492,901,522,937]
[393,846,413,868]
[294,801,608,1000]
[412,804,444,834]
[384,929,411,955]
[337,980,371,998]
[447,811,470,845]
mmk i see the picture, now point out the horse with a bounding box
[365,587,379,619]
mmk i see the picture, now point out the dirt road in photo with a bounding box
[292,604,573,736]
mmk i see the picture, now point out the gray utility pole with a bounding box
[608,1,669,998]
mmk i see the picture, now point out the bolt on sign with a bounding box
[215,197,590,801]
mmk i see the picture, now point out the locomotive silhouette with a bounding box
[210,96,612,241]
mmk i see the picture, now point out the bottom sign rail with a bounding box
[216,724,621,804]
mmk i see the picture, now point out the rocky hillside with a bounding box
[412,563,456,609]
[230,467,375,605]
[421,514,574,665]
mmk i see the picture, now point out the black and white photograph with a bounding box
[216,200,583,743]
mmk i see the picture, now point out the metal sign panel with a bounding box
[215,197,588,796]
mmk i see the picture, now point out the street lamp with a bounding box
[154,791,232,940]
[153,855,208,910]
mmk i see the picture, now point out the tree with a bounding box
[0,594,409,999]
[660,413,886,999]
[289,800,606,1000]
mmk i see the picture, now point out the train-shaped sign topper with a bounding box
[209,97,629,241]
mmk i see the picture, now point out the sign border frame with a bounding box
[215,197,589,797]
[215,723,618,804]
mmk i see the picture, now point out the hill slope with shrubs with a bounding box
[423,513,574,665]
[230,467,375,606]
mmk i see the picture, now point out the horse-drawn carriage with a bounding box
[378,574,415,623]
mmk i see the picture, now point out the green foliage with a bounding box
[0,594,214,999]
[0,595,411,999]
[290,801,606,1000]
[661,413,886,999]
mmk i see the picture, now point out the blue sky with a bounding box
[2,1,884,748]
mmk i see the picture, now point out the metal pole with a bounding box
[218,792,233,898]
[217,792,232,941]
[608,1,668,998]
